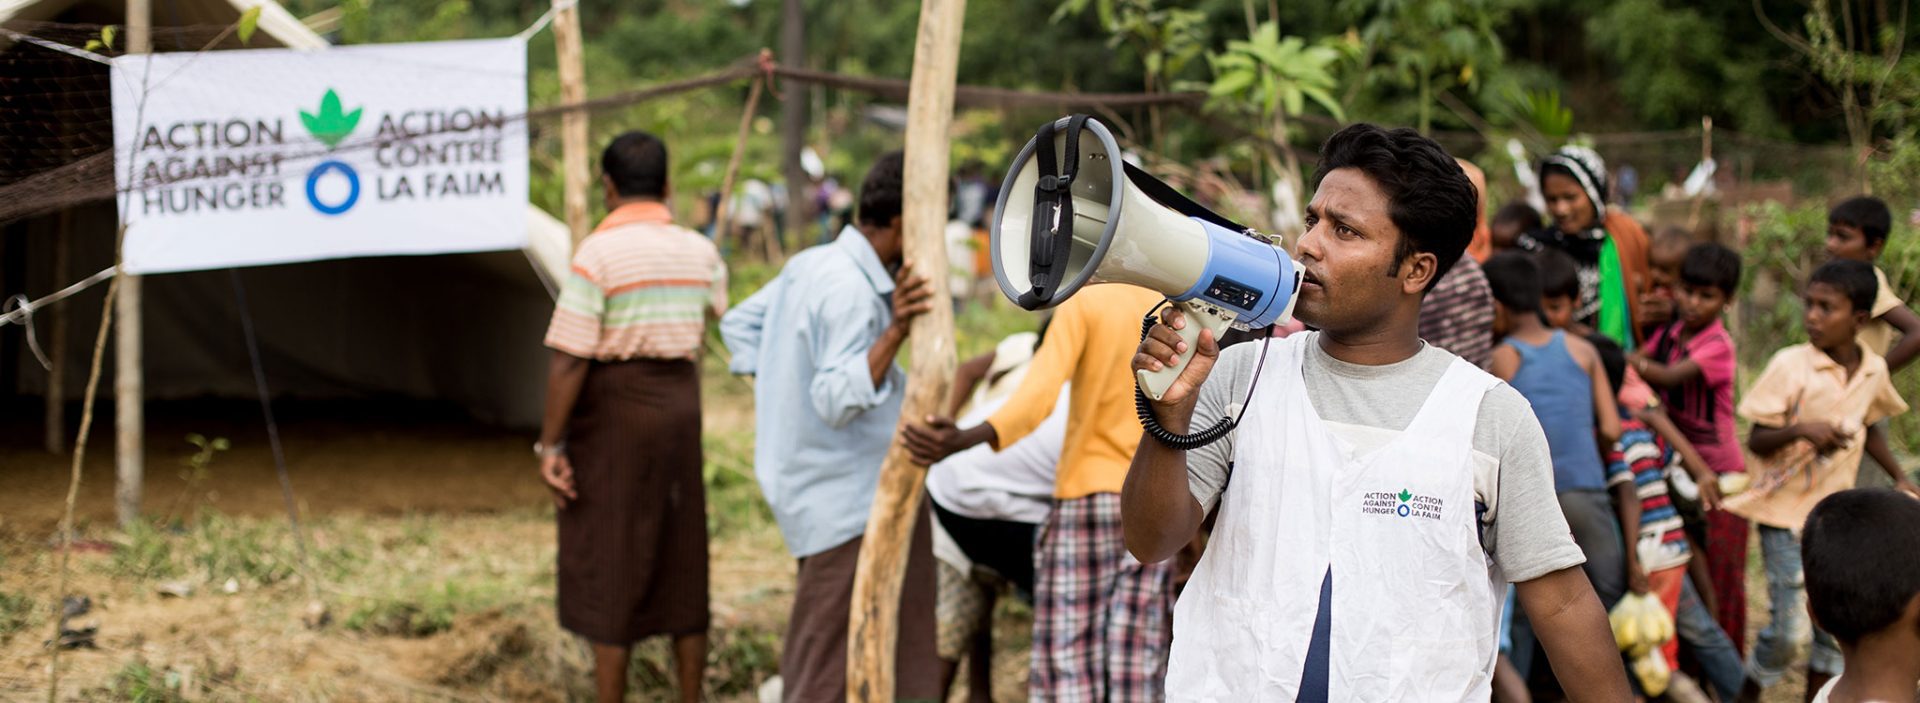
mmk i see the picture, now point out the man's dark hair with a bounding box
[857,150,906,228]
[1492,202,1543,232]
[1589,333,1626,397]
[1536,248,1581,300]
[1829,195,1893,246]
[1809,258,1879,314]
[1483,251,1543,314]
[1802,488,1920,644]
[1310,124,1477,291]
[1680,243,1742,296]
[601,131,669,198]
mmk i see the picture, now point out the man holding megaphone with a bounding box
[1119,124,1630,700]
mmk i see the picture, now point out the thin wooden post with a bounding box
[779,0,809,247]
[553,0,592,245]
[845,0,965,698]
[44,213,70,455]
[116,0,151,529]
[713,76,764,254]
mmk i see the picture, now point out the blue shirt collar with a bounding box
[833,225,894,295]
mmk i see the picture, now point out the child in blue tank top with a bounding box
[1484,252,1630,683]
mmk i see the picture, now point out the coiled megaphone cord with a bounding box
[1134,302,1271,451]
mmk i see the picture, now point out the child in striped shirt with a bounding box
[1592,337,1747,701]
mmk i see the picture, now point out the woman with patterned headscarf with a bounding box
[1517,146,1651,348]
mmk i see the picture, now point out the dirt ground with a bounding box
[0,387,1822,702]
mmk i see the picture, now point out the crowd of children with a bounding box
[1479,187,1919,702]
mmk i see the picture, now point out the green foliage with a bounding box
[344,591,459,637]
[1501,87,1573,139]
[236,6,261,45]
[1339,0,1509,133]
[0,590,35,644]
[1582,0,1778,133]
[1055,0,1209,91]
[1200,23,1347,122]
[114,521,180,581]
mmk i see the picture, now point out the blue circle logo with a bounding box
[1396,504,1411,518]
[305,160,360,215]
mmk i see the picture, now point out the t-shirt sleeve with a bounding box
[1483,385,1587,582]
[1873,266,1903,318]
[1866,371,1911,426]
[544,242,605,359]
[1695,330,1736,390]
[1184,343,1259,513]
[1736,350,1800,429]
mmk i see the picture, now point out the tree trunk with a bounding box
[844,0,965,698]
[780,0,810,248]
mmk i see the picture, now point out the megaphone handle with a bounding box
[1136,300,1234,402]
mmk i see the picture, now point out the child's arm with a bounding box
[1865,423,1920,498]
[1881,303,1920,372]
[1637,406,1722,510]
[1490,343,1520,382]
[1577,340,1622,445]
[1749,421,1847,456]
[1609,479,1648,595]
[1630,353,1704,389]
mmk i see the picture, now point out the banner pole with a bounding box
[553,0,591,246]
[115,0,151,530]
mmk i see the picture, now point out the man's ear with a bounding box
[1905,592,1920,639]
[1403,250,1440,295]
[601,174,619,202]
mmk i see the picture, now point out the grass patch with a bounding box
[104,659,188,703]
[0,590,35,644]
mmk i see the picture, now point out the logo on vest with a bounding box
[1361,489,1443,520]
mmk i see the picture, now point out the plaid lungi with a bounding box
[1030,493,1172,702]
[1705,508,1749,654]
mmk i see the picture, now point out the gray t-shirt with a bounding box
[1185,333,1584,583]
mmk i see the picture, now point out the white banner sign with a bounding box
[112,38,529,274]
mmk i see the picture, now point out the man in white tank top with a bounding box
[1123,124,1631,701]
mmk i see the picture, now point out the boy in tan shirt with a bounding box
[1729,259,1913,701]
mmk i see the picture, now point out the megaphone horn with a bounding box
[990,115,1304,402]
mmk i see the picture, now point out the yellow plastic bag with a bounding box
[1632,651,1672,696]
[1607,592,1675,657]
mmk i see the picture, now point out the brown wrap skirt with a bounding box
[557,357,709,644]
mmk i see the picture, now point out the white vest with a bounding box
[1167,337,1506,701]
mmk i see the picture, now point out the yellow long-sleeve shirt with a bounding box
[987,284,1165,499]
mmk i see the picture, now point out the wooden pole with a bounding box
[116,0,151,530]
[713,77,764,255]
[553,0,592,245]
[845,0,964,698]
[44,213,70,455]
[778,0,808,248]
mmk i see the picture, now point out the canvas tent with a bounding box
[1,0,572,430]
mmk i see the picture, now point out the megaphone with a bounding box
[990,115,1303,401]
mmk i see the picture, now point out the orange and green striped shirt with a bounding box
[543,202,728,361]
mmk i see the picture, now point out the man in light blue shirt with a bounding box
[719,152,940,702]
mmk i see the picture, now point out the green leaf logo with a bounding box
[300,89,362,149]
[1397,489,1412,503]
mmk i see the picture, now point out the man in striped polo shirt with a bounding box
[537,131,727,703]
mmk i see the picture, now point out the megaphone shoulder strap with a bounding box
[1019,114,1092,309]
